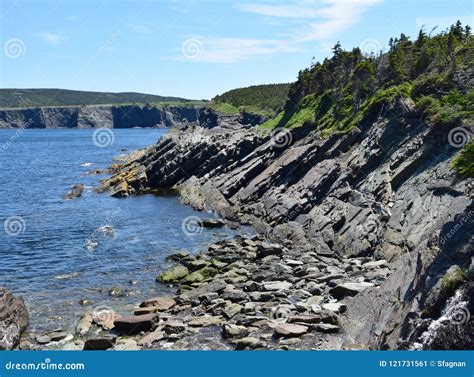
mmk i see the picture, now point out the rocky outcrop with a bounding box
[97,93,473,350]
[0,288,29,350]
[0,105,201,129]
[0,105,266,130]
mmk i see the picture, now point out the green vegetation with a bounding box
[452,142,474,177]
[0,88,204,108]
[212,83,290,115]
[440,266,467,298]
[261,21,473,142]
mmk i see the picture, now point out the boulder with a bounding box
[222,324,249,339]
[113,314,159,335]
[64,183,84,200]
[156,265,189,284]
[0,288,28,350]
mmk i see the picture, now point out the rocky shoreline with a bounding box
[2,95,472,350]
[5,235,391,351]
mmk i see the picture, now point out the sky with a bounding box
[0,0,472,100]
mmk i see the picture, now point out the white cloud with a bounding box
[237,3,320,18]
[176,0,382,63]
[33,32,68,45]
[237,0,382,40]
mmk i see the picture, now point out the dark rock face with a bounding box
[98,95,473,350]
[0,105,201,129]
[0,288,29,350]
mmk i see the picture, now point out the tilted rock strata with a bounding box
[98,95,473,349]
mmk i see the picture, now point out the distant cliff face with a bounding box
[0,105,202,129]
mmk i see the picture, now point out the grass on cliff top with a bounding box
[452,142,474,177]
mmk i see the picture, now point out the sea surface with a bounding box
[0,128,248,334]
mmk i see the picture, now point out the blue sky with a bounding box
[0,0,472,99]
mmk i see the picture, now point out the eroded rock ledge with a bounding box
[94,95,473,350]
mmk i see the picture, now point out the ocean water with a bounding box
[0,128,247,334]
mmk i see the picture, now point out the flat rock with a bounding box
[330,282,374,299]
[113,314,158,335]
[137,329,165,346]
[139,297,176,311]
[263,281,292,291]
[274,323,309,337]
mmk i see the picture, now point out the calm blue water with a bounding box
[0,128,247,334]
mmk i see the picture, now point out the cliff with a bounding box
[0,105,202,129]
